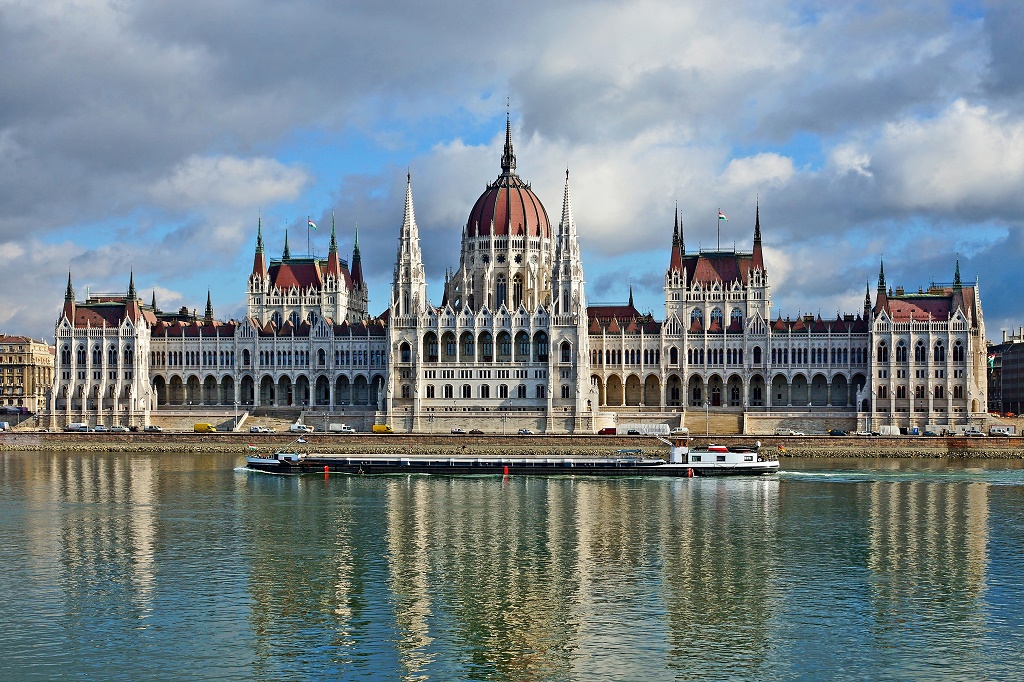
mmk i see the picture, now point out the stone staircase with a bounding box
[683,412,744,435]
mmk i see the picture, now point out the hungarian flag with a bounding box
[718,210,728,221]
[307,218,317,230]
[248,444,258,451]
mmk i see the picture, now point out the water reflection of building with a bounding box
[21,453,158,618]
[867,480,988,627]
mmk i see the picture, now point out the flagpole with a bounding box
[307,216,311,257]
[717,208,721,251]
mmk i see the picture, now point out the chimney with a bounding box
[1004,329,1008,343]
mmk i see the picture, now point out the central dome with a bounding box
[465,119,551,239]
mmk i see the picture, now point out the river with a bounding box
[1,451,1022,681]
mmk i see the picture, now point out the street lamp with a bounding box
[704,400,709,437]
[428,414,434,434]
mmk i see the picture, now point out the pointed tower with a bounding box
[548,169,591,428]
[247,215,270,322]
[752,200,764,271]
[953,257,962,291]
[863,280,872,320]
[391,172,428,318]
[204,291,214,324]
[551,169,587,317]
[282,229,291,260]
[151,290,158,313]
[62,271,76,321]
[351,225,364,290]
[326,211,341,278]
[664,203,688,325]
[123,271,142,321]
[874,259,888,314]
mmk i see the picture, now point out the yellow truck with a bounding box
[193,423,216,433]
[371,424,393,434]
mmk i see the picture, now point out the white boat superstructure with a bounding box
[656,429,780,475]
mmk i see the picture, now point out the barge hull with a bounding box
[245,456,779,477]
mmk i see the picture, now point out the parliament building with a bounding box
[48,120,988,434]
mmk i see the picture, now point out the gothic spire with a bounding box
[558,168,576,237]
[282,229,290,260]
[351,223,363,287]
[672,202,680,247]
[204,291,213,322]
[256,213,264,254]
[151,289,157,312]
[877,258,886,292]
[127,270,136,300]
[754,199,762,244]
[500,110,516,174]
[628,284,634,308]
[65,271,74,301]
[953,256,962,290]
[863,280,871,318]
[329,210,338,253]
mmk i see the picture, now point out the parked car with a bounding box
[289,423,314,433]
[598,427,616,435]
[828,429,847,436]
[93,425,109,432]
[626,429,641,435]
[518,428,534,435]
[249,425,272,433]
[469,429,484,435]
[144,425,163,432]
[110,425,130,432]
[451,427,466,434]
[336,425,356,434]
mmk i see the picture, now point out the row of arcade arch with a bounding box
[151,373,385,408]
[591,372,868,408]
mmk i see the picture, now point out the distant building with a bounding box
[990,328,1024,415]
[0,334,54,413]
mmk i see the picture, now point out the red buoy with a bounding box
[503,465,509,476]
[687,468,693,478]
[324,465,329,474]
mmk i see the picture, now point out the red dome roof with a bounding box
[465,118,551,239]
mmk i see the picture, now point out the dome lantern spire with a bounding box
[500,110,516,174]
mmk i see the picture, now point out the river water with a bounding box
[1,451,1023,681]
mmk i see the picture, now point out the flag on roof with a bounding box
[718,210,728,221]
[307,218,317,230]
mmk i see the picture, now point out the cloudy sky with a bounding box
[2,0,1023,341]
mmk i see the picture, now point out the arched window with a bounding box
[401,384,410,399]
[499,384,509,399]
[953,340,965,362]
[496,275,507,308]
[512,274,524,309]
[317,349,326,366]
[534,332,549,362]
[92,345,101,365]
[690,308,703,324]
[561,384,570,399]
[400,343,411,363]
[670,347,678,365]
[481,384,490,399]
[730,308,743,327]
[61,345,71,364]
[915,341,926,363]
[877,342,889,363]
[561,342,571,363]
[754,347,762,364]
[877,385,888,399]
[710,308,723,327]
[896,341,907,363]
[479,332,493,360]
[934,342,945,362]
[536,385,546,399]
[461,384,472,399]
[934,385,945,399]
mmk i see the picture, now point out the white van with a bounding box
[65,422,89,432]
[289,423,314,433]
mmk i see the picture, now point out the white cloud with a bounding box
[149,155,310,209]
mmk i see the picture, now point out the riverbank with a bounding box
[3,432,1024,458]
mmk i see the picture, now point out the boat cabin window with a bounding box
[690,455,701,462]
[744,455,754,461]
[717,455,726,462]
